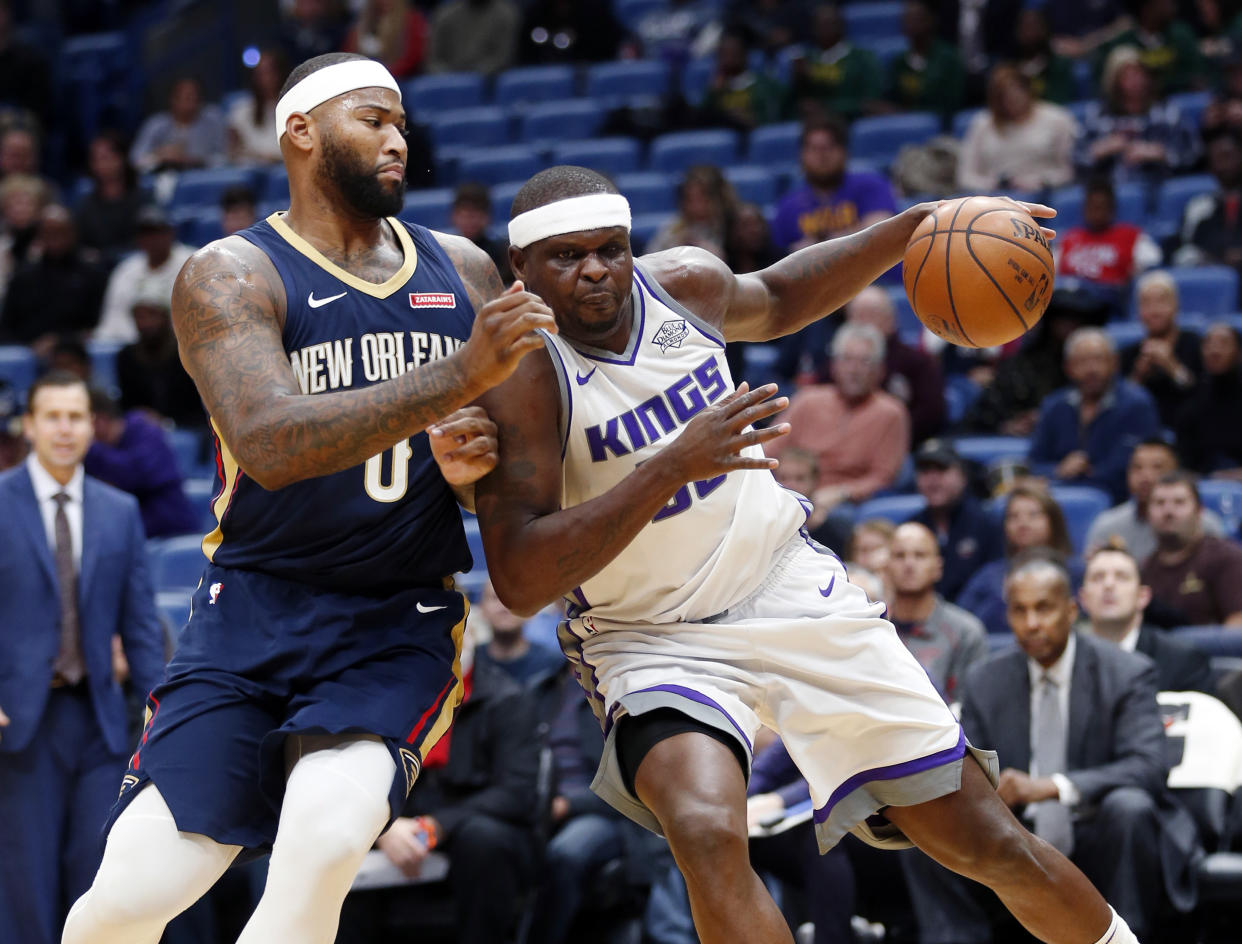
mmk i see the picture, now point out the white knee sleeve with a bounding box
[62,785,240,944]
[1092,906,1140,944]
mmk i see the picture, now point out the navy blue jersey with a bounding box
[207,213,474,592]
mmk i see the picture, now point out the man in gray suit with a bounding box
[903,551,1191,942]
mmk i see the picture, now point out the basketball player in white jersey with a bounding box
[473,166,1142,944]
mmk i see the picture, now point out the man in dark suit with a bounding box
[0,370,165,944]
[1079,540,1214,694]
[903,551,1190,942]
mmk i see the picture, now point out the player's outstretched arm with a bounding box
[172,237,554,491]
[474,354,789,616]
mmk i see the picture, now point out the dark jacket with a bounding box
[530,664,619,821]
[1135,624,1214,696]
[915,492,1004,602]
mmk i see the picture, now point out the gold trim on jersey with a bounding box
[265,212,418,299]
[413,591,469,764]
[202,419,241,562]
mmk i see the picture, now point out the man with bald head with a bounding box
[886,522,987,705]
[845,285,945,443]
[1029,326,1160,501]
[903,552,1184,943]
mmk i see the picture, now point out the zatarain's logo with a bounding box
[410,292,456,309]
[652,320,688,353]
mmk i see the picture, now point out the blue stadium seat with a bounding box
[952,108,981,139]
[724,165,779,206]
[1064,100,1093,125]
[262,167,290,204]
[169,167,264,211]
[649,129,741,174]
[1168,266,1239,317]
[613,0,666,30]
[1199,480,1242,536]
[1171,625,1242,659]
[680,57,716,104]
[87,340,122,393]
[585,60,671,105]
[521,99,605,144]
[1048,484,1111,555]
[1156,174,1219,229]
[855,493,927,524]
[859,36,908,69]
[987,633,1017,653]
[843,1,903,42]
[944,374,981,426]
[950,436,1030,467]
[495,65,576,107]
[456,145,545,187]
[615,172,678,214]
[551,137,642,177]
[402,188,456,231]
[1049,184,1085,231]
[150,534,208,593]
[0,345,37,394]
[183,477,219,532]
[1167,90,1213,131]
[748,122,801,167]
[401,73,486,114]
[156,590,193,638]
[1103,321,1146,350]
[488,181,523,219]
[430,107,510,151]
[849,113,939,167]
[1113,182,1147,224]
[168,428,205,478]
[630,212,672,252]
[741,342,781,388]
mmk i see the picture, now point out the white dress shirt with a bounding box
[1027,632,1080,805]
[1117,622,1141,653]
[26,454,84,568]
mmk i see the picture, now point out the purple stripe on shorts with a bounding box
[631,683,752,752]
[813,728,966,825]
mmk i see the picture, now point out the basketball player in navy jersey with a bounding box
[62,54,556,944]
[473,167,1144,944]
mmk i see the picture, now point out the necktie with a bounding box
[51,492,85,685]
[1031,674,1073,855]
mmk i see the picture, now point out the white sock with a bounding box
[1091,906,1140,944]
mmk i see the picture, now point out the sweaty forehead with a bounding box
[320,87,403,116]
[530,225,630,252]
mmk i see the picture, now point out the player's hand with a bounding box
[662,382,790,483]
[997,769,1059,808]
[1055,450,1091,480]
[377,817,431,879]
[998,196,1057,242]
[461,280,557,391]
[746,792,786,830]
[0,704,8,745]
[429,406,499,486]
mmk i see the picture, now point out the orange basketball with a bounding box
[902,196,1054,348]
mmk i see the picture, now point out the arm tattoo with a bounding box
[434,232,506,312]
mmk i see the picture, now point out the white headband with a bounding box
[274,60,401,146]
[508,194,632,249]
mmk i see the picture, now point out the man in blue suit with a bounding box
[0,370,165,944]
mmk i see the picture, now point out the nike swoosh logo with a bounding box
[576,366,597,385]
[308,291,347,308]
[818,576,836,597]
[415,602,447,613]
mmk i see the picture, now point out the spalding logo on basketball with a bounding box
[902,196,1055,348]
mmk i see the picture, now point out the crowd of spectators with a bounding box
[3,0,1242,942]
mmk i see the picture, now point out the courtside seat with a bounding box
[495,65,576,107]
[1171,626,1242,659]
[854,493,926,525]
[150,534,209,593]
[0,345,37,392]
[552,138,642,177]
[456,145,545,187]
[649,129,741,175]
[521,99,605,145]
[401,72,486,114]
[849,113,939,168]
[585,60,671,107]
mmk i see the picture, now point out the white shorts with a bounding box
[558,533,999,853]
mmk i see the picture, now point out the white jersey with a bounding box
[542,260,807,624]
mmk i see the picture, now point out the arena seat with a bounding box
[167,428,205,478]
[1167,90,1213,131]
[951,108,981,139]
[401,72,486,114]
[630,212,672,252]
[521,99,605,145]
[150,534,209,593]
[986,634,1016,653]
[584,60,672,106]
[724,165,779,207]
[182,477,220,532]
[494,65,576,107]
[857,36,908,70]
[456,145,545,187]
[854,493,926,524]
[1168,266,1239,318]
[1048,485,1110,555]
[680,57,716,104]
[842,1,903,42]
[849,113,939,168]
[944,375,981,426]
[612,0,666,30]
[552,138,642,177]
[262,167,290,204]
[402,188,456,232]
[0,345,37,393]
[883,286,923,341]
[168,167,265,211]
[1103,321,1146,350]
[1171,626,1242,659]
[1199,480,1242,536]
[649,129,741,175]
[156,590,193,638]
[614,172,678,215]
[747,122,802,167]
[1155,174,1219,231]
[429,106,510,151]
[949,436,1031,467]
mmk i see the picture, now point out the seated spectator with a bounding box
[724,201,779,274]
[0,377,21,470]
[843,285,945,445]
[129,76,227,174]
[1176,321,1242,477]
[220,185,258,237]
[1098,0,1206,96]
[74,131,145,265]
[1173,130,1242,299]
[426,0,519,76]
[279,0,349,66]
[913,440,1004,601]
[1012,7,1076,104]
[1029,327,1161,502]
[519,0,621,65]
[788,3,881,122]
[904,552,1186,943]
[1085,437,1225,560]
[770,116,896,253]
[116,291,206,429]
[0,126,51,190]
[343,0,427,79]
[341,632,540,944]
[1080,539,1214,693]
[0,172,50,300]
[647,165,736,258]
[886,522,989,704]
[1076,46,1199,186]
[226,47,289,166]
[1142,471,1242,626]
[767,324,911,519]
[772,446,853,552]
[95,205,194,345]
[728,0,805,56]
[84,388,200,538]
[956,65,1077,193]
[449,182,511,283]
[627,0,719,65]
[877,0,965,119]
[1200,58,1242,139]
[46,336,92,382]
[957,482,1078,634]
[697,26,785,131]
[1119,270,1202,426]
[0,204,107,355]
[849,517,897,575]
[1055,176,1162,318]
[472,580,562,686]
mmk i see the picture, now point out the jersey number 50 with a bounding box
[364,440,413,502]
[652,473,726,522]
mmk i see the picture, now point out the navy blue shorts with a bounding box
[106,563,467,853]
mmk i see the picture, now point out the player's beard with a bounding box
[318,136,405,219]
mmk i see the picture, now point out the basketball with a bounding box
[902,196,1054,348]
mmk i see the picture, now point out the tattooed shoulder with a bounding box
[433,231,505,312]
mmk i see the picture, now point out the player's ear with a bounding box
[285,113,314,152]
[509,245,526,281]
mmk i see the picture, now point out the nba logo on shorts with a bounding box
[208,582,223,604]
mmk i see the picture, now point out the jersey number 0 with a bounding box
[364,440,413,502]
